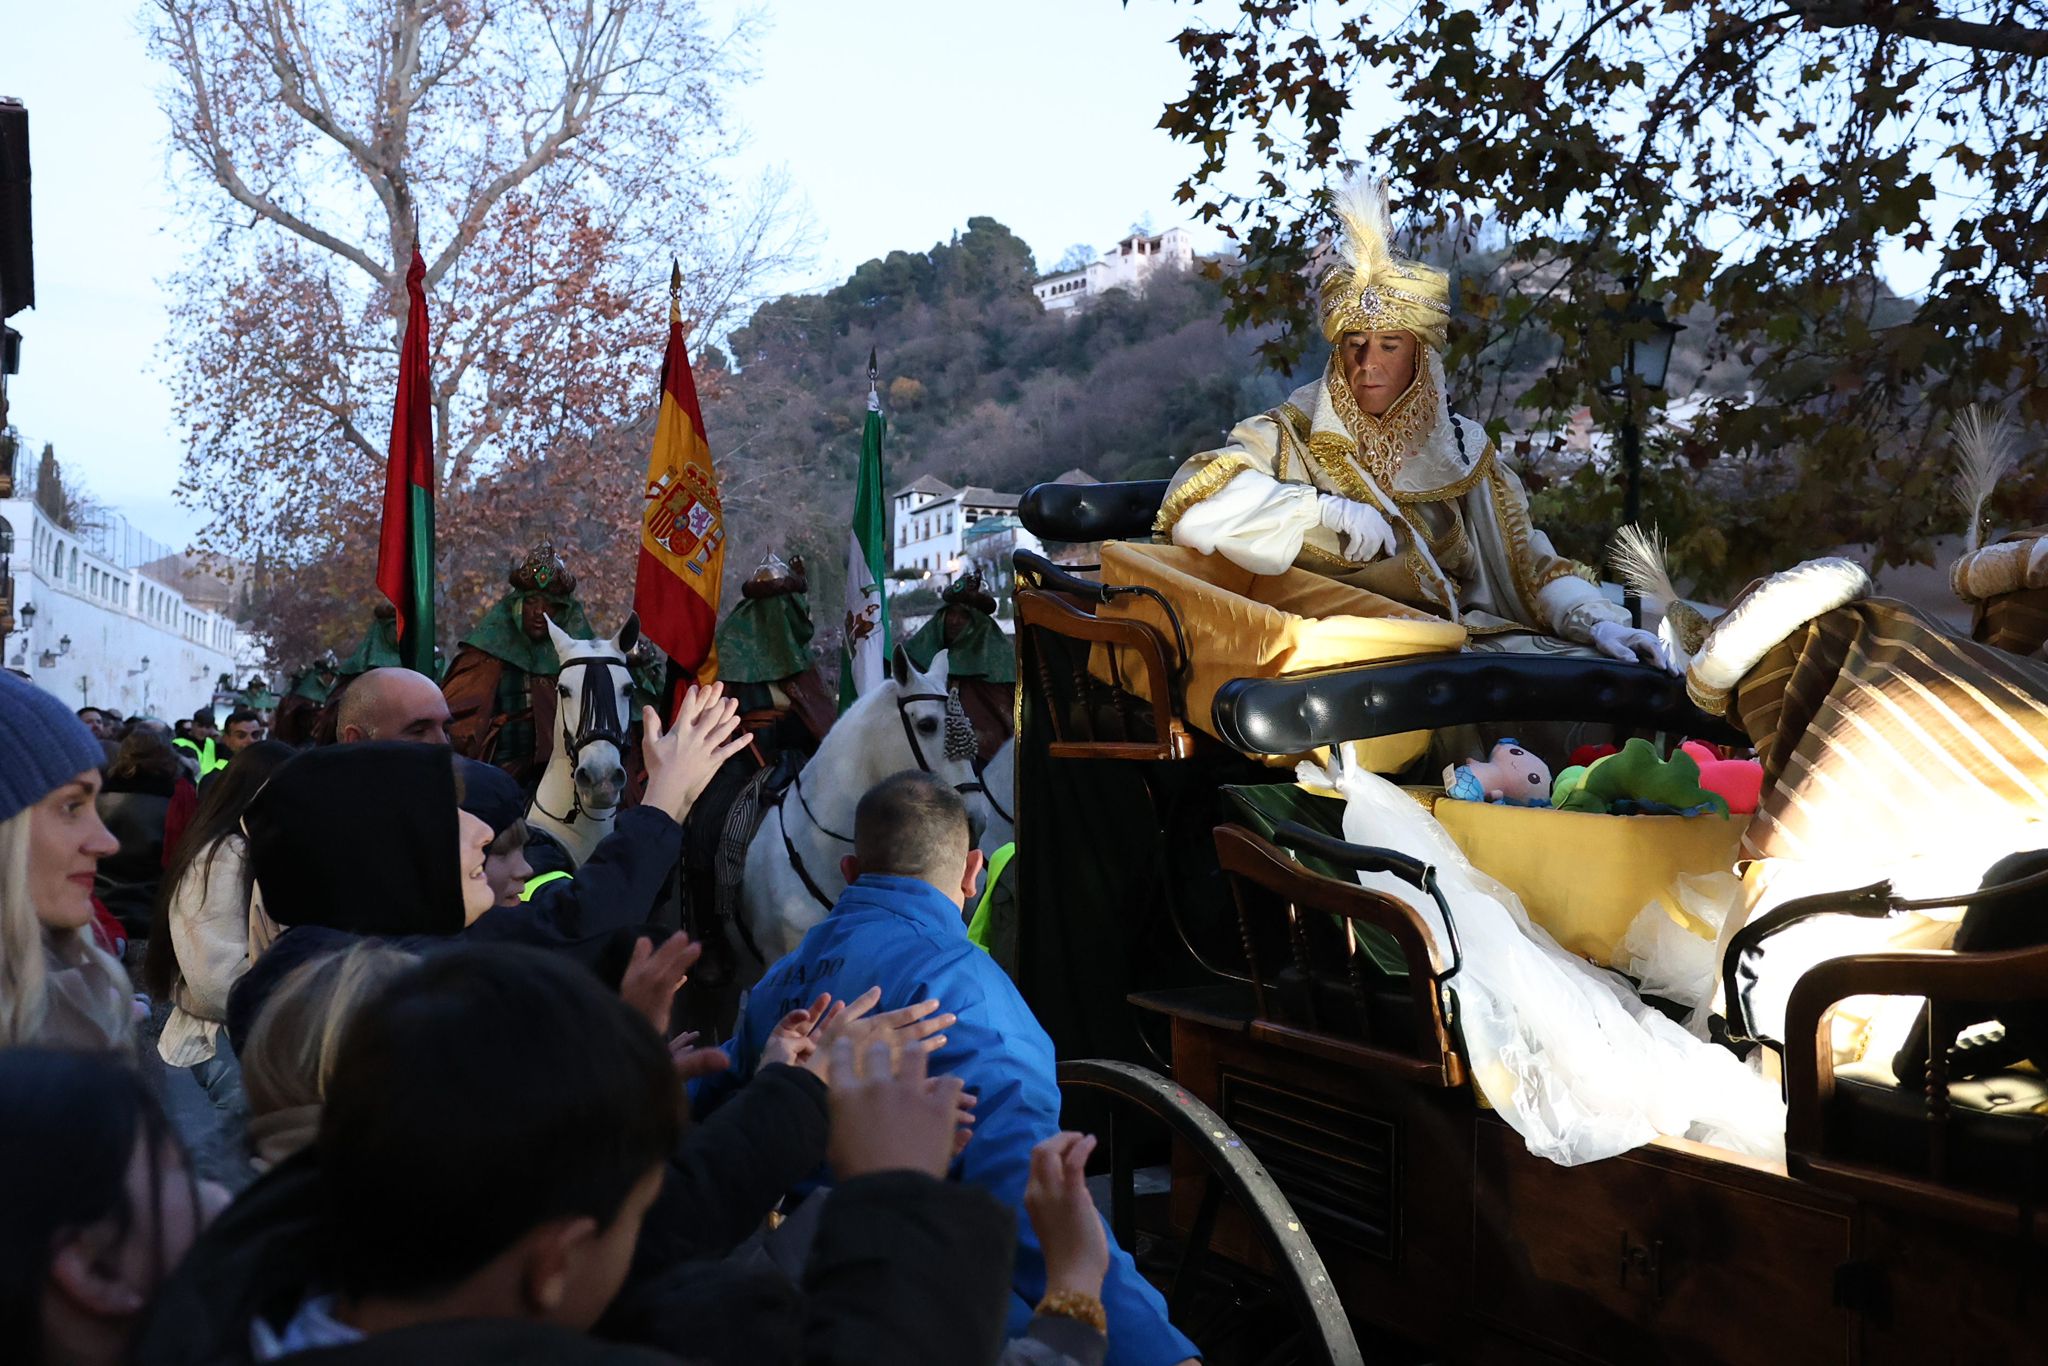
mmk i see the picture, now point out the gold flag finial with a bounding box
[668,259,682,326]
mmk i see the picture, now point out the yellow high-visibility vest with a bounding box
[521,870,573,902]
[966,842,1014,951]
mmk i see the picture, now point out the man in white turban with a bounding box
[1156,182,1666,665]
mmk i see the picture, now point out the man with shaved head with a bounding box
[336,667,453,746]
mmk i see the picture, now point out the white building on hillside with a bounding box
[889,468,1100,594]
[1,448,258,717]
[1033,227,1195,314]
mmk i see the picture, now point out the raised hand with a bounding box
[805,991,954,1083]
[1024,1132,1109,1299]
[760,992,833,1070]
[618,931,701,1037]
[641,684,751,823]
[668,1030,732,1083]
[825,1038,967,1182]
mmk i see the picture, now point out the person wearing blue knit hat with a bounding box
[0,670,134,1051]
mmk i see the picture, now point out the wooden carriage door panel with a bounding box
[1853,1207,2048,1366]
[1472,1122,1851,1365]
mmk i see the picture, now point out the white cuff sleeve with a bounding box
[1170,470,1323,576]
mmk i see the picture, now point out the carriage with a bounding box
[1003,479,2048,1365]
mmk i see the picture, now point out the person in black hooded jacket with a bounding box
[454,758,687,969]
[225,692,749,1049]
[222,742,472,1051]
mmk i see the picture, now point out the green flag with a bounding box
[839,351,890,711]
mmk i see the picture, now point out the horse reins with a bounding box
[778,686,984,911]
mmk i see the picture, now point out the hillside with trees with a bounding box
[695,217,1308,644]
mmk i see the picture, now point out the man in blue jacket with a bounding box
[702,771,1199,1366]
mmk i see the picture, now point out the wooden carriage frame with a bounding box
[1011,479,2048,1366]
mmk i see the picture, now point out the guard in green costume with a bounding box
[441,542,597,780]
[273,653,339,746]
[901,571,1015,763]
[714,554,834,756]
[337,602,406,678]
[287,653,340,705]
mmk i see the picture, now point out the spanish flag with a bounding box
[635,262,725,686]
[376,244,436,676]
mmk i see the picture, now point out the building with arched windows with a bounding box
[1,450,258,716]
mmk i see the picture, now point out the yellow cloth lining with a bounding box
[1090,542,1467,769]
[1421,794,1745,966]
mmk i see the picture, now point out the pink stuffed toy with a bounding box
[1444,738,1553,806]
[1678,740,1763,815]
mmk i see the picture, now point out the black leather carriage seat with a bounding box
[1828,1046,2048,1201]
[1211,653,1747,754]
[1019,479,1170,545]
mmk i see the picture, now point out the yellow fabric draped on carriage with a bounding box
[1087,541,1468,771]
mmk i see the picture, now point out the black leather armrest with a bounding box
[1019,479,1169,544]
[1211,653,1745,755]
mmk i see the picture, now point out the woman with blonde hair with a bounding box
[239,941,416,1169]
[0,671,134,1051]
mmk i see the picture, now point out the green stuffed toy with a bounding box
[1551,737,1729,817]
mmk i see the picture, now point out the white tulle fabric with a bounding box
[1301,753,1786,1166]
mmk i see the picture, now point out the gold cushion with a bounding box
[1092,541,1467,769]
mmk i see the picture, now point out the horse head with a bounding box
[546,613,638,820]
[881,644,991,844]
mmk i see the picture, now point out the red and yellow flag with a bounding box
[634,262,724,685]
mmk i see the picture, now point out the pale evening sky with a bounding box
[0,0,1234,551]
[2,1,1946,554]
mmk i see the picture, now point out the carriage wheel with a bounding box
[1057,1058,1364,1366]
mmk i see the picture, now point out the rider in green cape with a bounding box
[902,570,1015,763]
[714,554,834,755]
[441,542,597,780]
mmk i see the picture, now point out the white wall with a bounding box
[892,493,963,591]
[3,494,242,718]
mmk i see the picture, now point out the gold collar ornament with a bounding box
[1325,351,1441,489]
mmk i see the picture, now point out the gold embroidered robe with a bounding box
[1155,373,1625,647]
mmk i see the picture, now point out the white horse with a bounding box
[740,646,990,972]
[527,615,638,868]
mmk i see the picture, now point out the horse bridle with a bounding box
[530,654,630,826]
[779,685,985,910]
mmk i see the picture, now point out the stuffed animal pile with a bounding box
[1442,736,1762,817]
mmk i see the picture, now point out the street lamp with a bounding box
[55,634,71,656]
[1600,284,1683,625]
[3,598,30,663]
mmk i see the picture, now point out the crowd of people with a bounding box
[0,666,1199,1365]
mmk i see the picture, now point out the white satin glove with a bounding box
[1316,495,1396,563]
[1589,619,1673,671]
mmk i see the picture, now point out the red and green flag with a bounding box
[635,262,725,693]
[376,244,436,676]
